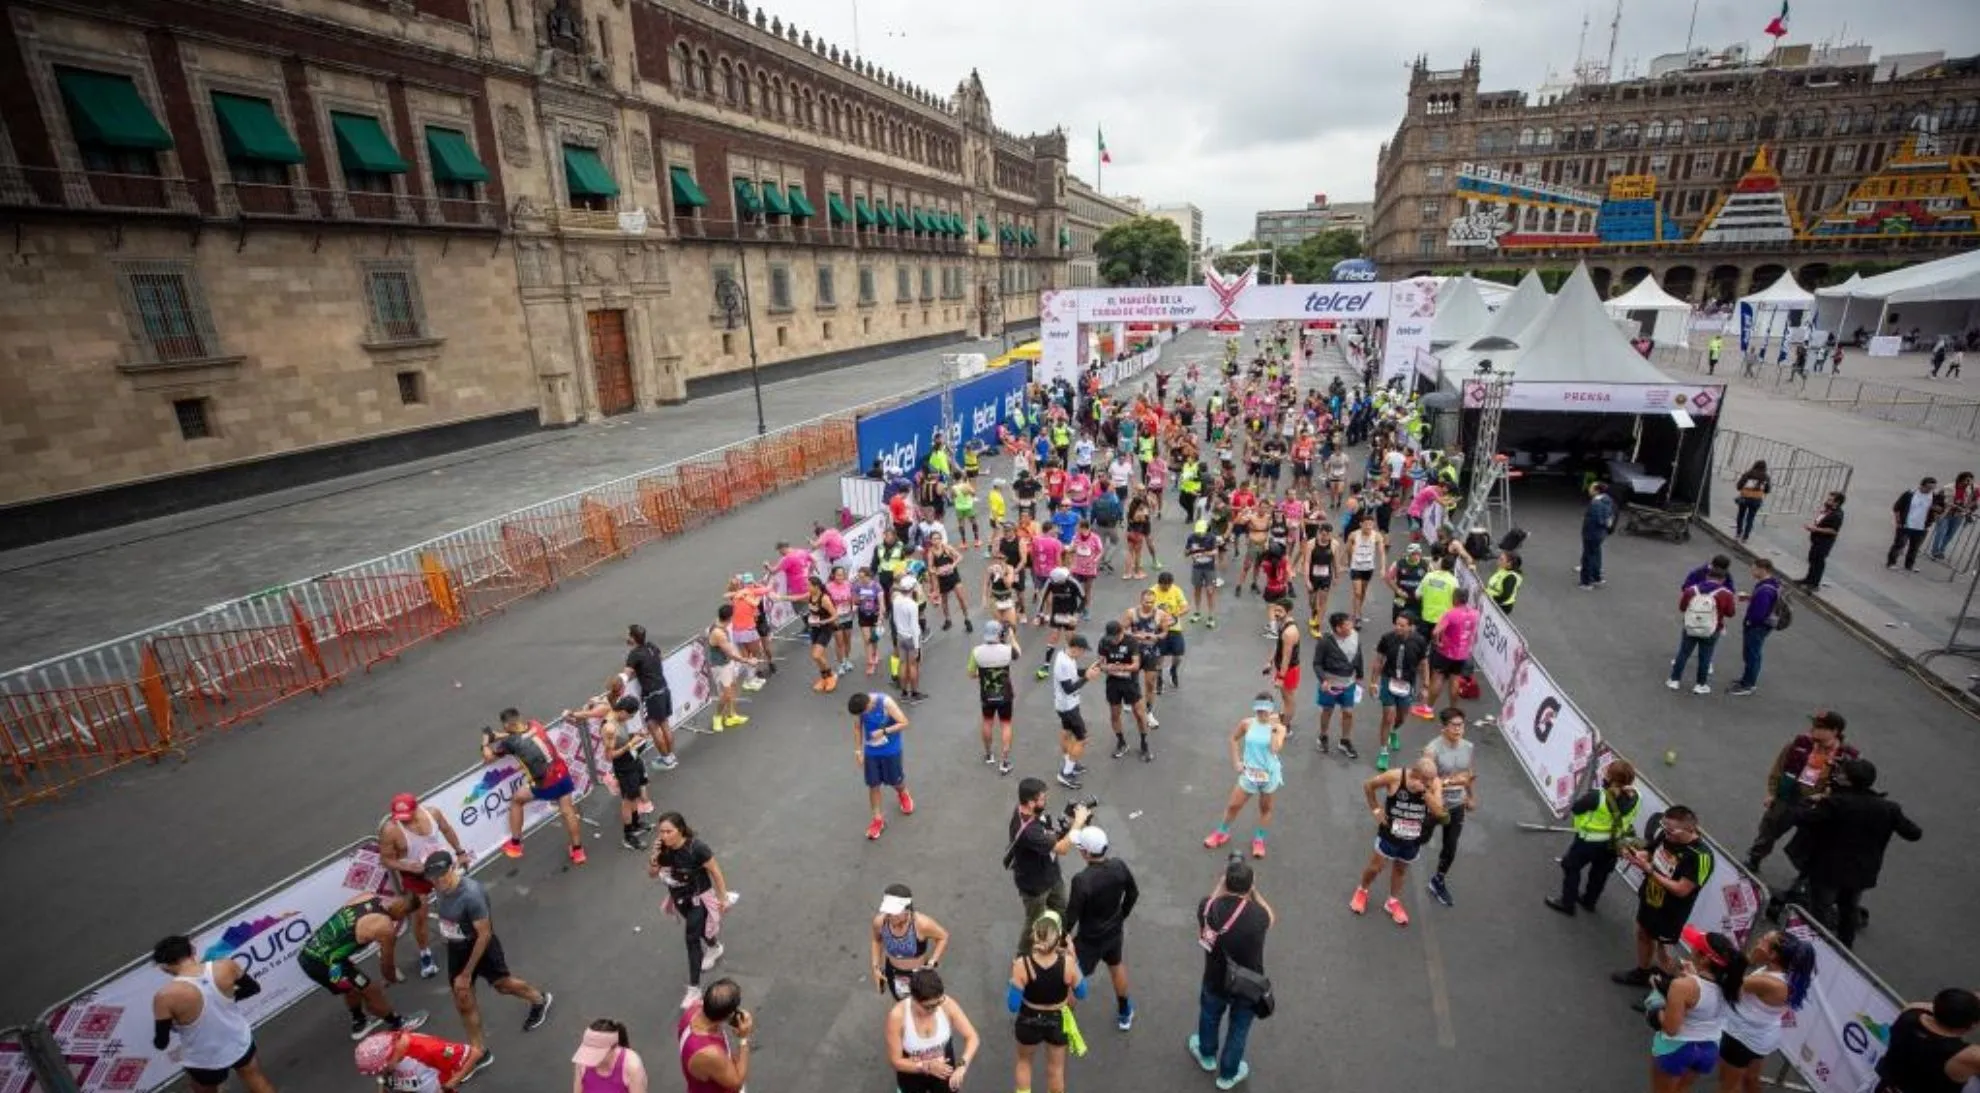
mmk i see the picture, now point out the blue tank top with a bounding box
[862,696,901,758]
[880,915,922,961]
[1239,718,1281,788]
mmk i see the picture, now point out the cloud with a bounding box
[769,0,1976,243]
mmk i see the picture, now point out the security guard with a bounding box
[1486,551,1523,615]
[1545,759,1641,916]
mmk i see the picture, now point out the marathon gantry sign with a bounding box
[1037,270,1435,387]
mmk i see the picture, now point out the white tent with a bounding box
[1429,276,1494,350]
[1474,279,1514,311]
[1737,271,1815,360]
[1436,271,1551,386]
[1497,264,1671,384]
[1605,274,1693,347]
[1813,250,1980,344]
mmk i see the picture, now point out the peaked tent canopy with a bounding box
[1738,270,1814,358]
[1739,270,1814,309]
[1814,250,1980,304]
[1605,273,1693,347]
[1492,263,1671,384]
[1430,275,1494,350]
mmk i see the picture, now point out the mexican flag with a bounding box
[1764,0,1789,38]
[1099,128,1111,165]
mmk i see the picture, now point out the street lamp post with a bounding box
[715,248,767,436]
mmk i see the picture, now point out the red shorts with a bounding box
[1275,665,1302,693]
[398,871,433,897]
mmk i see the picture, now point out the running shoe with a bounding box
[1147,711,1161,729]
[1112,740,1129,760]
[1428,874,1453,907]
[621,833,645,852]
[1338,740,1360,761]
[461,1050,495,1084]
[1055,772,1083,790]
[1349,887,1369,915]
[823,675,839,694]
[1384,897,1410,927]
[1187,1034,1218,1073]
[1206,618,1218,630]
[964,619,974,633]
[896,788,916,815]
[351,1012,382,1041]
[812,677,828,692]
[1118,1000,1136,1031]
[522,992,553,1032]
[710,715,727,733]
[984,750,997,765]
[1141,744,1154,762]
[1215,1062,1251,1090]
[418,950,438,979]
[742,678,767,692]
[1411,704,1436,720]
[500,839,524,859]
[1203,829,1232,849]
[1250,837,1267,859]
[656,754,680,771]
[727,714,750,728]
[681,985,703,1008]
[866,816,886,840]
[382,1009,429,1035]
[568,845,587,866]
[1036,665,1051,680]
[999,759,1013,776]
[1316,733,1330,754]
[700,943,725,972]
[1692,683,1712,695]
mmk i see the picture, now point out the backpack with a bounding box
[1498,527,1528,552]
[1092,490,1123,527]
[1683,588,1721,638]
[1767,585,1793,632]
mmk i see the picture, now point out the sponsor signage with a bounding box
[855,366,1030,477]
[1462,380,1725,417]
[1776,909,1902,1093]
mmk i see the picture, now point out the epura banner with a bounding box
[1462,380,1726,418]
[42,723,597,1093]
[854,368,1028,477]
[1777,908,1904,1093]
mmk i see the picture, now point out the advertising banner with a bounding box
[949,367,1029,452]
[1591,748,1767,946]
[1067,284,1395,324]
[1038,290,1079,385]
[1462,380,1726,418]
[855,395,947,478]
[1492,630,1598,816]
[1380,278,1436,388]
[1777,909,1904,1093]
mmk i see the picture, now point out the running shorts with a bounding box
[809,625,834,647]
[446,936,512,985]
[1057,709,1088,741]
[980,698,1014,721]
[863,753,905,789]
[1274,664,1302,693]
[1013,1008,1067,1047]
[643,689,674,724]
[1073,932,1124,974]
[185,1043,258,1087]
[299,953,367,995]
[1104,678,1141,707]
[1374,832,1422,863]
[1162,632,1186,658]
[1428,651,1468,676]
[533,776,575,803]
[938,572,960,594]
[613,758,647,801]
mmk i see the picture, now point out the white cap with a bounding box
[898,575,918,591]
[878,893,913,915]
[1050,566,1071,582]
[1071,826,1108,855]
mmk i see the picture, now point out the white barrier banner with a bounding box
[824,514,887,583]
[433,717,594,864]
[43,844,392,1093]
[1469,597,1521,698]
[1462,380,1726,418]
[1591,748,1768,946]
[1779,909,1901,1093]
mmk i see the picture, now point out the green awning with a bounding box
[761,181,791,216]
[331,112,408,174]
[1060,226,1072,248]
[911,209,929,234]
[424,126,488,183]
[669,165,709,207]
[787,186,816,219]
[894,204,908,231]
[976,215,991,241]
[732,177,762,215]
[211,93,302,164]
[828,192,852,225]
[999,224,1016,244]
[855,197,876,227]
[561,145,617,197]
[1022,228,1037,247]
[935,212,953,236]
[56,68,173,151]
[875,203,896,230]
[949,213,966,236]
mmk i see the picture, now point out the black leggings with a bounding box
[681,901,711,986]
[1433,804,1466,875]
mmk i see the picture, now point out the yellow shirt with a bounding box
[1150,585,1189,631]
[988,489,1008,523]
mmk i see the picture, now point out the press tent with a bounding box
[1813,249,1980,342]
[1737,271,1815,360]
[1605,274,1693,347]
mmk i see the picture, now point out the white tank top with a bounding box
[897,999,952,1064]
[1671,976,1726,1044]
[173,963,255,1069]
[393,810,448,873]
[1350,533,1378,570]
[1722,970,1790,1056]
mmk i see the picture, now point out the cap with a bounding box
[1071,826,1108,855]
[1678,925,1719,963]
[898,575,919,591]
[353,1032,398,1075]
[1405,542,1423,553]
[572,1028,620,1068]
[878,892,913,915]
[1050,566,1071,582]
[1810,709,1846,733]
[1067,634,1091,650]
[993,477,1007,486]
[421,849,455,880]
[389,793,419,821]
[982,620,1006,641]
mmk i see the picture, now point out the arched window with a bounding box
[1667,117,1685,144]
[1581,123,1596,148]
[1537,125,1554,147]
[853,106,865,143]
[1716,115,1735,140]
[1833,108,1853,135]
[1856,106,1875,134]
[829,99,842,136]
[1937,99,1958,131]
[802,90,815,128]
[694,50,712,94]
[1645,119,1664,143]
[1689,117,1709,142]
[671,42,689,87]
[757,72,770,114]
[1518,127,1535,148]
[1601,122,1620,147]
[1883,104,1905,132]
[736,64,752,109]
[719,59,736,104]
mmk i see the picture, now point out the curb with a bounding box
[1691,516,1980,721]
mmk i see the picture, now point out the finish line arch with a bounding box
[1035,275,1437,387]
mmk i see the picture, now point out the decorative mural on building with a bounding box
[1444,128,1980,250]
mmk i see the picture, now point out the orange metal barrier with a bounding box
[679,460,732,523]
[766,435,807,489]
[0,656,176,816]
[500,508,617,584]
[724,444,768,505]
[637,475,689,539]
[148,607,333,734]
[304,572,456,673]
[429,533,552,621]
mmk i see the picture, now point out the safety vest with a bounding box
[1052,424,1071,448]
[1486,568,1520,608]
[1417,570,1460,624]
[1179,461,1202,493]
[963,447,981,473]
[1572,790,1640,843]
[927,449,952,477]
[880,543,909,576]
[1138,436,1155,462]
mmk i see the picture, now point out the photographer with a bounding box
[678,978,752,1093]
[1065,826,1139,1032]
[1191,859,1274,1089]
[1005,777,1091,955]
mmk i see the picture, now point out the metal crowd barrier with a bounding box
[1710,429,1855,526]
[1658,343,1980,443]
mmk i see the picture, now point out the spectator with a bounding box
[1667,565,1736,695]
[1928,471,1976,562]
[1727,559,1785,697]
[1732,462,1770,543]
[1887,478,1943,573]
[572,1018,647,1093]
[1873,989,1980,1091]
[1744,710,1857,873]
[1799,492,1845,591]
[1579,483,1617,590]
[1790,758,1921,948]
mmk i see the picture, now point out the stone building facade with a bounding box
[1064,175,1141,287]
[0,0,1066,541]
[1369,48,1980,302]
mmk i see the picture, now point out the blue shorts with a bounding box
[1315,683,1360,709]
[1653,1038,1718,1076]
[1374,833,1422,863]
[1162,632,1186,657]
[1377,681,1415,709]
[863,753,905,788]
[534,776,575,803]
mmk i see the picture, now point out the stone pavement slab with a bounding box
[0,334,1006,672]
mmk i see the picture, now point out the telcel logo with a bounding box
[876,437,921,477]
[1303,291,1374,314]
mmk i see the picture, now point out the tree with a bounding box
[1096,217,1190,286]
[1212,229,1363,284]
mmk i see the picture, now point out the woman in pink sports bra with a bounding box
[572,1018,647,1093]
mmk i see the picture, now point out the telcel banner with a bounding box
[854,368,1029,477]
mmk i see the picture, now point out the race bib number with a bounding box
[437,918,468,943]
[1314,565,1331,579]
[867,729,890,748]
[1388,816,1423,841]
[1796,753,1826,788]
[893,975,913,999]
[656,868,679,888]
[1242,767,1271,787]
[1651,845,1678,879]
[995,599,1015,613]
[1386,677,1412,697]
[1077,546,1095,558]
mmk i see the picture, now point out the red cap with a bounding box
[390,793,419,820]
[1679,925,1723,964]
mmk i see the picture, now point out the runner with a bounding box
[1420,586,1480,716]
[1351,759,1447,927]
[851,567,885,677]
[1717,930,1817,1093]
[678,980,753,1092]
[570,1019,647,1093]
[1325,447,1350,507]
[1033,568,1086,681]
[1299,516,1339,637]
[352,1028,488,1091]
[886,969,980,1093]
[1186,519,1223,627]
[869,885,952,999]
[1264,599,1301,713]
[967,620,1020,775]
[1204,695,1288,859]
[1346,512,1385,623]
[849,690,916,841]
[1422,708,1477,908]
[704,604,753,731]
[423,850,551,1058]
[150,935,275,1093]
[826,565,856,675]
[1234,500,1271,595]
[1127,587,1171,721]
[1050,634,1102,791]
[480,709,585,865]
[1009,912,1085,1093]
[625,624,680,770]
[1123,489,1155,580]
[1028,523,1066,620]
[1369,614,1428,769]
[1385,542,1430,630]
[1150,572,1191,691]
[376,792,468,980]
[298,894,426,1041]
[1097,620,1152,762]
[563,694,650,851]
[646,812,735,1004]
[724,574,774,688]
[890,576,927,702]
[1645,928,1741,1093]
[1313,611,1365,760]
[952,476,981,550]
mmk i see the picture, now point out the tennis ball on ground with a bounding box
[1664,749,1678,766]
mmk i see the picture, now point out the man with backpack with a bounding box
[1666,565,1736,695]
[1728,559,1789,697]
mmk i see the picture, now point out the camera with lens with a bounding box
[1055,794,1099,831]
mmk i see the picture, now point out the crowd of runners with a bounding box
[143,324,1977,1093]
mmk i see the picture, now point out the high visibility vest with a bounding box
[1052,424,1071,448]
[1572,790,1640,843]
[1417,570,1460,624]
[1138,436,1155,462]
[1486,567,1520,608]
[1179,462,1202,493]
[880,544,909,576]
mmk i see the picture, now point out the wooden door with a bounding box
[586,309,635,416]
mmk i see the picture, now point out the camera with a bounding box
[1061,795,1099,821]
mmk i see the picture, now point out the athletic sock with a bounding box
[1062,756,1077,776]
[1114,733,1127,748]
[1254,828,1267,843]
[1118,995,1132,1015]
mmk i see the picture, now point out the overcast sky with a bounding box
[766,0,1975,244]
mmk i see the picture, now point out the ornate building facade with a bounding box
[0,0,1066,539]
[1369,47,1980,302]
[1063,175,1141,287]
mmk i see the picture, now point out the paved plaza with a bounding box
[0,333,1972,1091]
